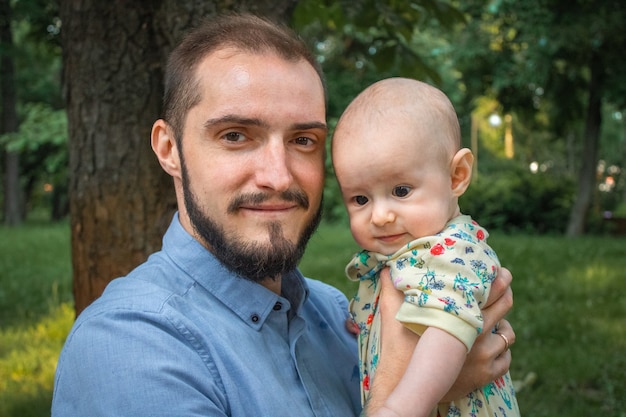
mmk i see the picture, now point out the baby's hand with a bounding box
[346,317,359,336]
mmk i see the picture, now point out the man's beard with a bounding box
[181,166,321,283]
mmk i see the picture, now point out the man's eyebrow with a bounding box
[292,121,328,133]
[204,116,327,133]
[203,115,268,129]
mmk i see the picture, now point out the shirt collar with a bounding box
[161,213,310,329]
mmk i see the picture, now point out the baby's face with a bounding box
[333,113,457,255]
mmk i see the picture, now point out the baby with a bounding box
[332,78,520,417]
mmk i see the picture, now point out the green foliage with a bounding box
[460,164,576,234]
[1,0,64,221]
[613,203,626,218]
[0,103,69,219]
[4,0,62,107]
[1,103,67,176]
[322,160,348,224]
[454,0,626,161]
[293,0,466,85]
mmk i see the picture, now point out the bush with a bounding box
[460,166,575,234]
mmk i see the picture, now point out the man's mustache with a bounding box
[228,190,310,213]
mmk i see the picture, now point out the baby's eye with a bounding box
[393,186,411,198]
[354,195,369,206]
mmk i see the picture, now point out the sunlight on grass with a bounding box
[582,263,621,284]
[0,303,74,417]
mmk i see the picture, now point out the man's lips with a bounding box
[239,202,299,213]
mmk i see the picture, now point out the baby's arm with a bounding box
[364,267,514,416]
[375,326,466,417]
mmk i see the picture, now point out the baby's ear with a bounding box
[450,148,474,197]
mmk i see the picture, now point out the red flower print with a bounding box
[430,243,445,255]
[476,230,485,240]
[364,374,370,391]
[366,314,374,325]
[444,238,456,246]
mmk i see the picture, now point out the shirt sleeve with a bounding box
[391,224,499,351]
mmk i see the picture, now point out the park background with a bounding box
[1,0,625,416]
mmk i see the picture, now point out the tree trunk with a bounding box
[566,51,604,236]
[60,0,298,315]
[0,0,22,226]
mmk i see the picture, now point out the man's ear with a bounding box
[151,119,181,179]
[450,148,474,197]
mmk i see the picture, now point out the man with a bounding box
[52,14,514,417]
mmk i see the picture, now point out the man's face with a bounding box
[177,49,327,282]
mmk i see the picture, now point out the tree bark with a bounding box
[60,0,298,315]
[566,50,604,236]
[0,0,22,226]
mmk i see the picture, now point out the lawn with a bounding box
[1,220,624,416]
[0,220,73,417]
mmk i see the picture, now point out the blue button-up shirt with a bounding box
[52,214,361,416]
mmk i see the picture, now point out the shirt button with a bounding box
[273,302,282,311]
[251,314,260,323]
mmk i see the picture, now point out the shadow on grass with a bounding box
[1,392,53,417]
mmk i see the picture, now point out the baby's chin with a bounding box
[370,238,412,256]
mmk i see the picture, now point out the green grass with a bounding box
[1,221,625,416]
[0,220,73,327]
[0,220,73,417]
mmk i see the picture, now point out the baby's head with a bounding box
[333,77,462,167]
[332,78,474,254]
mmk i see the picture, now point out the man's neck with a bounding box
[260,276,282,295]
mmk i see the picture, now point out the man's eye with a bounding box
[393,186,410,198]
[294,136,313,146]
[354,195,369,206]
[224,132,245,142]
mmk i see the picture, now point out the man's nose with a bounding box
[254,140,293,192]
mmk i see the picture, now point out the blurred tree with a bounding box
[1,0,63,223]
[454,0,626,235]
[60,0,300,315]
[294,0,465,93]
[0,0,21,226]
[1,103,67,219]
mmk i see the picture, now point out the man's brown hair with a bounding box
[162,13,325,142]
